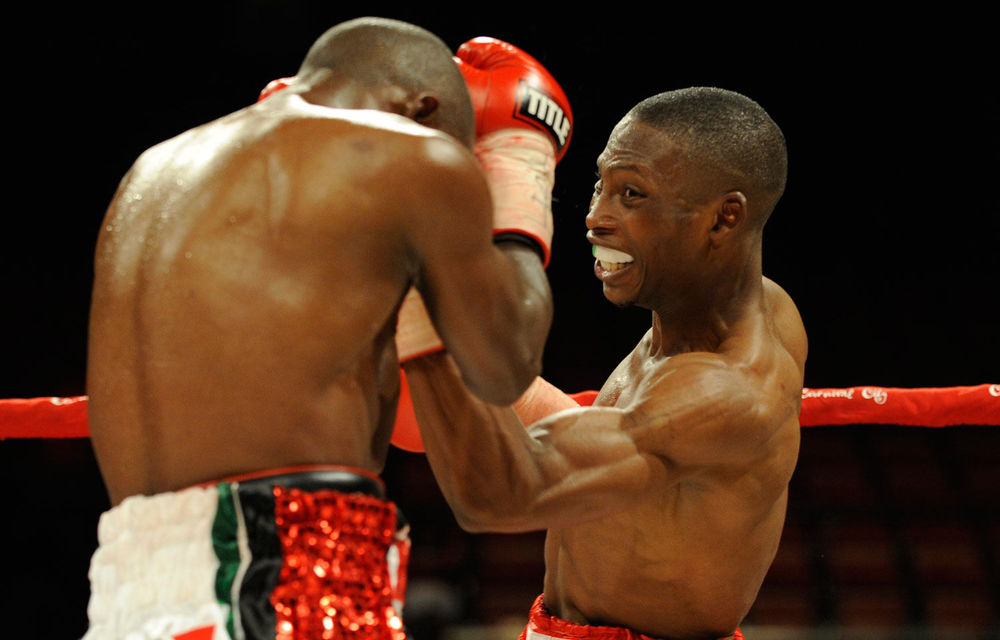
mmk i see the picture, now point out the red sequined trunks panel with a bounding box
[272,487,406,640]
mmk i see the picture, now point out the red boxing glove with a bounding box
[390,368,425,452]
[396,39,574,362]
[258,76,296,102]
[455,37,573,268]
[455,38,572,161]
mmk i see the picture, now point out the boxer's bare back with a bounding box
[88,94,534,505]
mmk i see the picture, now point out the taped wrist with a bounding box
[493,233,546,263]
[476,128,555,267]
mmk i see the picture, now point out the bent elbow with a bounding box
[453,511,494,533]
[447,485,539,534]
[446,494,502,533]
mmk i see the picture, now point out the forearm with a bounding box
[441,35,569,403]
[487,241,553,391]
[388,366,576,455]
[403,353,651,533]
[429,241,553,406]
[398,240,552,406]
[403,352,550,532]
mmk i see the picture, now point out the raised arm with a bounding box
[403,350,783,533]
[397,37,574,405]
[397,137,553,406]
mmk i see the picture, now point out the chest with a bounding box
[595,350,663,410]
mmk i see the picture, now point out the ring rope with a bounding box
[0,384,997,440]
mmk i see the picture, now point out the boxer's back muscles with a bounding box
[88,99,492,505]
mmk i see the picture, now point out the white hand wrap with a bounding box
[476,128,556,266]
[395,129,556,362]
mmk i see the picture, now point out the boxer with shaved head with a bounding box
[83,17,572,639]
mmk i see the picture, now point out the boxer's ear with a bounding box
[406,93,440,125]
[709,191,746,245]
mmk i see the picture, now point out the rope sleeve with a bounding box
[1,384,997,439]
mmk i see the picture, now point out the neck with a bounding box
[293,71,370,110]
[648,253,763,358]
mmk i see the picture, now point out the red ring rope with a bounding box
[1,384,997,440]
[0,395,89,439]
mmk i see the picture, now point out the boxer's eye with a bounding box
[622,186,644,201]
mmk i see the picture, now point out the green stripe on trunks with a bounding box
[212,482,241,639]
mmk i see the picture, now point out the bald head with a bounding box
[298,17,474,146]
[629,87,787,227]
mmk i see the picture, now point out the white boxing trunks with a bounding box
[84,466,410,640]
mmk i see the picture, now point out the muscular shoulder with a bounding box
[763,277,808,375]
[281,107,477,177]
[243,105,489,231]
[646,352,759,416]
[629,350,796,467]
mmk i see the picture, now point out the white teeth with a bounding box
[594,246,634,264]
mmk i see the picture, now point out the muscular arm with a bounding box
[403,350,774,533]
[402,135,553,405]
[422,240,552,406]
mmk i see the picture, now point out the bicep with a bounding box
[404,354,664,532]
[517,407,670,525]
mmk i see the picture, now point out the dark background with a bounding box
[1,3,997,638]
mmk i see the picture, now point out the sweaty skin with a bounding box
[542,278,804,639]
[403,114,807,639]
[88,92,550,506]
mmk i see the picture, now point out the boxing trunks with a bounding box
[519,595,745,640]
[84,466,410,640]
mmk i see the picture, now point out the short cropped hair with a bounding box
[299,17,474,145]
[630,87,787,223]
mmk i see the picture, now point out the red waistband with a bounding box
[198,464,384,490]
[525,595,744,640]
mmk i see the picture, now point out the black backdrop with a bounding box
[1,3,997,636]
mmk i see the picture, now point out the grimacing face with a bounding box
[586,117,716,312]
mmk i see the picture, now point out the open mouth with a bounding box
[593,245,635,272]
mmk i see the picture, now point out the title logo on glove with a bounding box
[515,80,571,152]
